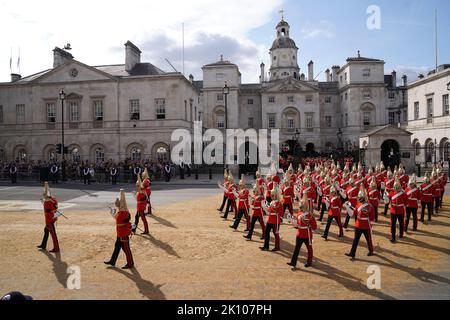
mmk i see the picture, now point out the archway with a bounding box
[306,143,315,155]
[381,139,400,170]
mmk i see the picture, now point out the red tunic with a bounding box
[265,181,274,198]
[227,184,236,200]
[405,187,421,208]
[368,188,380,208]
[43,197,58,225]
[389,190,408,215]
[295,211,317,240]
[136,192,147,211]
[328,196,342,217]
[346,186,359,207]
[431,178,442,197]
[282,185,294,204]
[267,200,283,225]
[116,210,132,237]
[420,183,434,203]
[252,195,264,217]
[384,178,394,194]
[142,178,151,197]
[321,184,331,204]
[272,175,281,185]
[237,189,249,210]
[399,175,409,189]
[354,202,375,230]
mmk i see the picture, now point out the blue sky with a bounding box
[1,0,449,83]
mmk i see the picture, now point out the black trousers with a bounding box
[421,202,433,221]
[11,173,17,183]
[39,223,59,250]
[231,208,249,230]
[282,203,293,217]
[390,214,404,241]
[343,212,357,229]
[317,195,322,210]
[265,197,272,205]
[319,204,327,221]
[383,203,389,216]
[108,236,134,266]
[218,195,227,212]
[111,175,117,185]
[434,197,440,214]
[290,237,312,266]
[405,207,418,231]
[83,174,90,185]
[247,216,265,239]
[323,216,343,238]
[223,199,236,219]
[262,223,280,249]
[349,228,373,256]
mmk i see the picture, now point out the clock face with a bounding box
[70,68,78,78]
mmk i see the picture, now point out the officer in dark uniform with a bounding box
[110,166,118,185]
[10,163,18,184]
[50,163,59,184]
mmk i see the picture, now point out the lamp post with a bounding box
[222,83,229,168]
[59,89,66,181]
[434,138,437,166]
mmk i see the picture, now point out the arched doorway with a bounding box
[381,139,400,170]
[306,143,315,155]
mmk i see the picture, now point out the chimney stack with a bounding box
[391,70,397,88]
[53,47,74,68]
[325,69,331,82]
[402,75,408,87]
[331,65,340,82]
[11,73,21,82]
[125,41,141,73]
[260,63,265,83]
[308,60,314,81]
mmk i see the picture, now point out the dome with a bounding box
[276,20,290,28]
[270,36,298,50]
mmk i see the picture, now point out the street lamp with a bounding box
[434,138,437,166]
[59,89,66,181]
[222,83,229,168]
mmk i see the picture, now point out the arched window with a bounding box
[48,149,57,161]
[0,149,6,162]
[444,142,450,161]
[131,146,141,161]
[95,147,105,163]
[18,148,27,161]
[71,148,80,162]
[425,139,433,163]
[415,142,421,156]
[440,138,450,161]
[156,146,168,162]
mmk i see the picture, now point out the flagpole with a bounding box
[435,9,438,71]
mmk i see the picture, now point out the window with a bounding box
[340,76,343,83]
[273,56,277,61]
[248,117,254,128]
[287,118,294,129]
[363,68,371,77]
[344,73,348,81]
[129,99,140,120]
[305,113,314,129]
[345,93,348,100]
[16,104,25,124]
[287,96,294,103]
[216,94,224,102]
[414,102,419,120]
[325,96,331,103]
[427,98,433,123]
[363,89,371,100]
[95,147,105,163]
[402,109,407,122]
[306,96,312,103]
[443,94,449,116]
[325,116,332,128]
[345,113,348,127]
[18,148,27,161]
[415,142,421,156]
[156,146,168,162]
[130,146,141,161]
[388,92,395,100]
[268,114,276,129]
[155,98,166,119]
[268,96,275,103]
[247,98,254,105]
[46,102,56,123]
[340,95,343,102]
[93,100,103,121]
[217,114,225,129]
[0,149,6,162]
[69,101,80,122]
[282,72,289,77]
[0,105,3,123]
[363,111,371,127]
[389,112,395,124]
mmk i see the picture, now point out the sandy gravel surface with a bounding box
[0,194,449,300]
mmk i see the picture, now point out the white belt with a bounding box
[409,198,417,201]
[423,193,432,196]
[331,206,340,209]
[359,217,369,221]
[392,204,404,207]
[369,198,378,200]
[284,196,291,198]
[253,207,261,210]
[299,226,309,229]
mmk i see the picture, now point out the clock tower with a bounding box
[269,16,300,81]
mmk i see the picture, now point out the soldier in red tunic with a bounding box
[398,167,409,190]
[264,175,273,204]
[322,185,343,239]
[318,176,332,222]
[438,167,447,209]
[388,178,408,242]
[281,176,294,219]
[217,169,229,213]
[431,168,442,214]
[230,175,250,231]
[345,185,375,258]
[382,169,395,216]
[132,175,149,234]
[141,168,152,215]
[37,182,60,252]
[104,189,134,269]
[244,186,266,240]
[260,184,283,252]
[222,173,237,220]
[343,178,359,229]
[255,169,265,196]
[287,194,317,268]
[404,174,421,232]
[420,173,434,223]
[368,177,380,222]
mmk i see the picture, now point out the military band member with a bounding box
[281,176,294,219]
[222,174,237,220]
[382,169,395,216]
[388,178,408,242]
[431,168,442,214]
[230,175,251,231]
[260,184,283,252]
[398,167,409,190]
[368,177,380,222]
[420,173,434,223]
[132,175,149,235]
[345,185,375,258]
[438,167,447,209]
[37,182,60,253]
[244,186,265,240]
[322,185,344,239]
[141,168,152,215]
[104,189,134,269]
[300,177,315,214]
[343,178,359,229]
[50,163,59,184]
[110,166,118,185]
[318,176,332,222]
[217,169,229,213]
[404,175,421,232]
[255,169,265,196]
[265,175,273,204]
[287,193,317,268]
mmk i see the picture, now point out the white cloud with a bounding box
[0,0,283,83]
[300,20,335,39]
[390,65,431,84]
